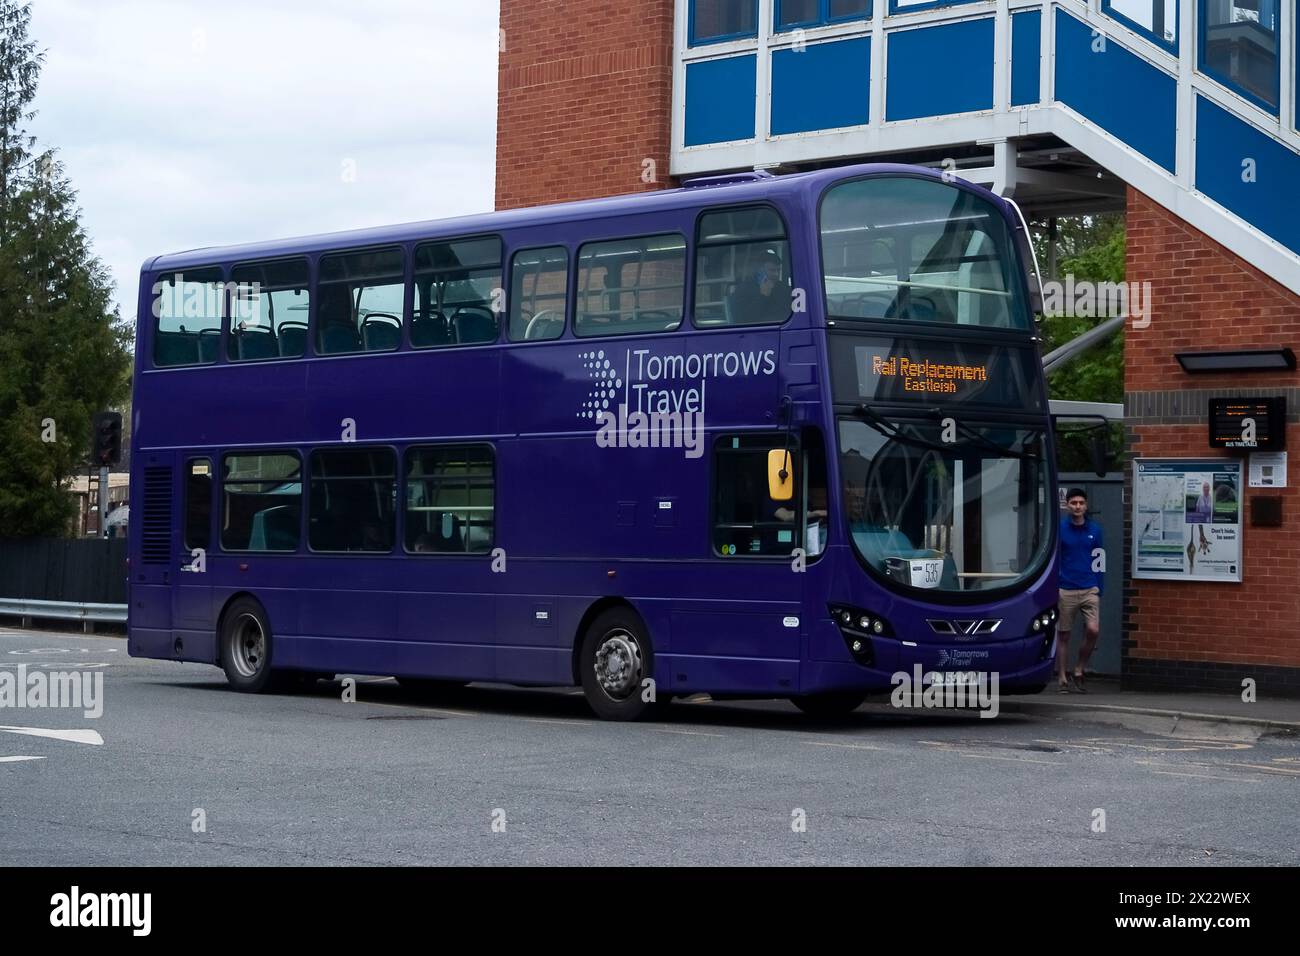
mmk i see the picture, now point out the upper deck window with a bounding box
[695,206,792,327]
[820,176,1029,330]
[153,267,223,367]
[574,235,686,338]
[228,258,310,362]
[691,0,758,45]
[414,237,502,348]
[509,246,568,342]
[317,247,405,355]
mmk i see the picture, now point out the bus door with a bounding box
[128,449,177,643]
[171,456,214,641]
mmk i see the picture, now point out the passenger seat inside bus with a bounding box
[249,506,298,552]
[233,327,278,361]
[450,307,496,344]
[412,309,450,347]
[278,322,307,357]
[362,315,401,351]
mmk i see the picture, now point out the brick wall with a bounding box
[1124,187,1300,691]
[496,0,676,211]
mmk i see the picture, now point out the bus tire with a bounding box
[790,691,867,719]
[579,608,656,721]
[219,597,279,694]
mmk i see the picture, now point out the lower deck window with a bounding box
[309,447,396,552]
[405,445,495,553]
[221,453,302,552]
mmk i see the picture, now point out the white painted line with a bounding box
[650,728,725,738]
[1219,762,1300,776]
[0,726,104,746]
[805,740,893,752]
[1148,769,1257,783]
[0,756,45,763]
[522,717,595,728]
[952,751,1066,766]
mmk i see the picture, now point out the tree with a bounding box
[0,0,132,537]
[1030,213,1127,472]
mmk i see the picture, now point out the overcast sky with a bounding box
[27,0,500,324]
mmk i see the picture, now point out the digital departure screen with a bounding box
[830,333,1044,411]
[1209,397,1286,450]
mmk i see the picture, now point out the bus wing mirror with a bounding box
[768,449,794,501]
[1090,432,1112,477]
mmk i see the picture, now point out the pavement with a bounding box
[995,678,1300,734]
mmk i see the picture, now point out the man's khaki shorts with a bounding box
[1058,587,1100,631]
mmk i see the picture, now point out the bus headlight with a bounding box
[828,604,895,667]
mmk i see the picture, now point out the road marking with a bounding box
[0,756,45,763]
[951,751,1065,766]
[650,728,725,738]
[0,726,104,746]
[805,740,893,752]
[0,662,112,669]
[522,717,595,728]
[1218,761,1300,776]
[1147,769,1256,783]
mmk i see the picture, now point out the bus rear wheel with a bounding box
[790,692,867,719]
[219,597,279,694]
[579,609,656,721]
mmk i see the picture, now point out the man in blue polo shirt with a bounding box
[1057,488,1103,693]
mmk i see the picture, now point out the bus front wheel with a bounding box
[579,609,656,721]
[219,597,279,694]
[790,692,867,719]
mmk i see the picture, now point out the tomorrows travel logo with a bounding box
[580,345,778,459]
[0,666,104,719]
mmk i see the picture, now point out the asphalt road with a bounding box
[1,626,1296,866]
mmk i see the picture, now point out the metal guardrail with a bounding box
[0,598,127,625]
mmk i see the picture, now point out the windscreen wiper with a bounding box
[853,404,1042,462]
[931,408,1044,463]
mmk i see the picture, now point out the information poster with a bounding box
[1132,459,1242,582]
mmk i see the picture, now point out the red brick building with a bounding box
[498,0,1300,694]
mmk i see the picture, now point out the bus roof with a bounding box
[145,162,1004,274]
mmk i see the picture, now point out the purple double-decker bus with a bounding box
[128,163,1059,720]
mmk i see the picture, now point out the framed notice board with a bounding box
[1132,459,1242,582]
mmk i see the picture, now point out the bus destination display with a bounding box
[830,333,1043,411]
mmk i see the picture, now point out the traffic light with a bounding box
[92,411,122,466]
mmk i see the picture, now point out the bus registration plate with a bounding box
[931,671,982,687]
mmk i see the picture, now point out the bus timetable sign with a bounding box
[1208,397,1286,451]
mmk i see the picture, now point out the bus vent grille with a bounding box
[140,466,172,564]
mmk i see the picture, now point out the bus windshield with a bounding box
[820,176,1028,330]
[838,417,1052,594]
